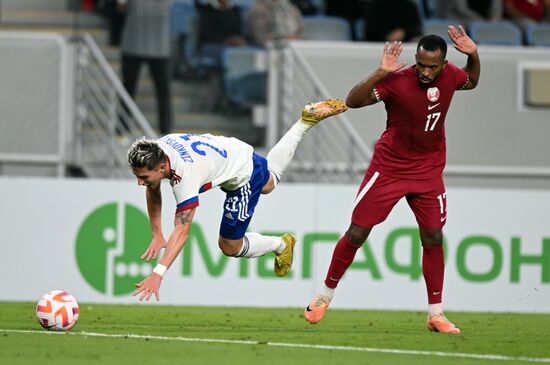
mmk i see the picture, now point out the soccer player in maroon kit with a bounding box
[304,25,480,334]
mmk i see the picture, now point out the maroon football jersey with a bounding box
[370,63,468,179]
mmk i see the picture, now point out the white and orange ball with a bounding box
[36,290,80,331]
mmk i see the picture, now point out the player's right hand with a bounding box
[380,41,407,74]
[141,236,167,261]
[133,274,162,302]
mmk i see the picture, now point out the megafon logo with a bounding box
[75,202,154,296]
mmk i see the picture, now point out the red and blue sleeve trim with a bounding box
[176,196,199,213]
[199,182,212,193]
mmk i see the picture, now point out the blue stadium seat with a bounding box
[222,47,267,107]
[412,0,428,19]
[175,3,249,77]
[174,12,217,76]
[170,0,195,35]
[184,13,213,70]
[469,20,523,46]
[232,0,253,7]
[354,18,366,41]
[423,18,454,43]
[302,15,352,41]
[526,23,550,47]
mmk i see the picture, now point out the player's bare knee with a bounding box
[261,182,275,194]
[261,174,276,194]
[218,238,242,256]
[219,246,239,256]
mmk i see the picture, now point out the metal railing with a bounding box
[72,33,157,179]
[267,42,373,184]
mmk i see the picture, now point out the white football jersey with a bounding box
[157,133,254,212]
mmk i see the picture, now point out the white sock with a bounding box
[266,119,312,182]
[428,303,443,318]
[236,233,285,258]
[320,284,335,300]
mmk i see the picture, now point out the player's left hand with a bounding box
[448,25,477,55]
[133,274,162,301]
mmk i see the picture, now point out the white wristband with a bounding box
[153,264,167,277]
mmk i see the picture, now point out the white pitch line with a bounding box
[1,328,550,363]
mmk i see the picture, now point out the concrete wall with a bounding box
[0,32,73,177]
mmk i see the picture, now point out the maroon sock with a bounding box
[324,234,362,289]
[422,245,445,304]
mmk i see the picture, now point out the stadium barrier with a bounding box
[1,177,548,313]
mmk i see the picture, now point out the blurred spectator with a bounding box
[195,0,247,66]
[442,0,503,26]
[419,0,434,18]
[324,0,363,40]
[82,0,96,11]
[76,0,126,45]
[119,0,173,135]
[99,0,127,46]
[194,0,248,110]
[362,0,423,42]
[291,0,319,15]
[504,0,550,31]
[249,0,304,47]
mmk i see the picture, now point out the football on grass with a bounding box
[36,290,80,331]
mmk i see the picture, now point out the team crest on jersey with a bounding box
[427,87,440,102]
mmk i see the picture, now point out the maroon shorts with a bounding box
[351,168,447,229]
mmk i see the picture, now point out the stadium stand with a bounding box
[413,0,431,19]
[302,15,352,41]
[171,1,250,77]
[1,0,550,186]
[169,0,196,74]
[423,18,455,42]
[222,46,267,108]
[353,18,366,41]
[0,0,263,173]
[468,20,523,46]
[526,23,550,47]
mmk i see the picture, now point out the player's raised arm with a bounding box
[133,207,197,302]
[346,41,408,108]
[448,25,480,90]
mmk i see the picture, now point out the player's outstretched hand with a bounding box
[380,41,407,74]
[141,236,167,261]
[133,274,162,302]
[448,25,477,55]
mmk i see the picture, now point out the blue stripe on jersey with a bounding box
[176,196,199,212]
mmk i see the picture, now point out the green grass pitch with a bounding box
[1,302,549,365]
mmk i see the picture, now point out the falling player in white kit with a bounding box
[129,99,347,301]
